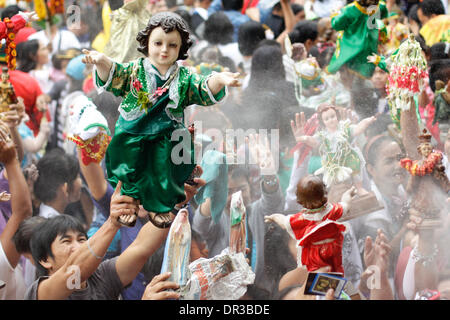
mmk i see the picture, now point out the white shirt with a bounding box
[0,242,26,300]
[39,203,60,219]
[28,30,81,56]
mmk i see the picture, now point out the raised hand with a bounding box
[248,133,277,176]
[81,49,108,67]
[141,272,180,300]
[219,72,241,87]
[0,191,11,202]
[110,181,140,227]
[0,120,16,164]
[18,11,39,23]
[290,112,307,143]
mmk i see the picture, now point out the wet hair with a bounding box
[248,44,286,90]
[288,20,318,45]
[136,12,193,61]
[418,0,445,17]
[16,39,40,73]
[316,104,340,129]
[229,165,251,182]
[30,215,87,277]
[429,59,450,92]
[363,134,397,169]
[12,216,47,254]
[430,42,450,62]
[1,4,24,19]
[86,91,121,136]
[408,4,421,27]
[222,0,243,11]
[33,148,80,204]
[238,21,266,56]
[292,3,304,15]
[296,175,328,209]
[204,12,234,45]
[264,221,297,298]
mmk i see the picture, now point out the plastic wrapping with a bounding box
[161,209,191,287]
[180,248,255,300]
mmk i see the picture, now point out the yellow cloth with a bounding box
[103,0,151,64]
[420,15,450,47]
[92,1,112,53]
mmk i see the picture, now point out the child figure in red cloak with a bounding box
[265,174,355,274]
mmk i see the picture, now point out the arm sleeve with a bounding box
[92,182,114,219]
[185,72,227,107]
[284,151,310,212]
[331,7,354,31]
[94,60,134,97]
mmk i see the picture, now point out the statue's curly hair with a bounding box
[136,12,193,61]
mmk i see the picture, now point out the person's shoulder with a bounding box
[24,276,48,300]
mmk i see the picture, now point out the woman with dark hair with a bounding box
[82,11,240,228]
[192,11,243,71]
[16,39,52,93]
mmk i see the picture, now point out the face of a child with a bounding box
[321,108,339,132]
[37,41,50,66]
[147,27,182,74]
[419,142,433,158]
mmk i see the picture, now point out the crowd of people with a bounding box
[0,0,449,301]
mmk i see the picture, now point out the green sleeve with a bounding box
[379,1,389,19]
[95,60,135,97]
[331,6,355,31]
[186,71,226,107]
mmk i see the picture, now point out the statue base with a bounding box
[340,192,384,222]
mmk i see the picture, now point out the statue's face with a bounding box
[419,142,433,158]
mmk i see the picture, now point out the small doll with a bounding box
[265,175,356,274]
[83,12,240,228]
[326,0,388,80]
[0,67,18,113]
[294,104,376,195]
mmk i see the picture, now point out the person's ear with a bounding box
[366,163,375,178]
[61,182,69,197]
[39,257,52,271]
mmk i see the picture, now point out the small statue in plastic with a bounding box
[400,129,450,228]
[265,175,357,274]
[229,191,246,255]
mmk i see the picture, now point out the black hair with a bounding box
[238,21,266,56]
[16,39,40,73]
[429,59,450,92]
[430,42,450,62]
[288,20,318,44]
[1,4,24,19]
[264,221,297,299]
[364,135,397,168]
[204,12,234,45]
[108,0,124,11]
[228,165,251,181]
[408,4,422,27]
[418,0,445,17]
[222,0,243,11]
[248,44,286,89]
[291,3,304,15]
[136,11,193,61]
[13,216,47,254]
[30,215,87,277]
[33,148,80,204]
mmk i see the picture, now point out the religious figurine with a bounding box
[83,12,240,228]
[0,67,17,113]
[400,129,450,229]
[326,0,388,80]
[229,191,246,255]
[265,175,357,274]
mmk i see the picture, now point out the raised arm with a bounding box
[35,181,137,300]
[351,115,376,138]
[206,71,241,96]
[82,49,114,84]
[0,121,32,268]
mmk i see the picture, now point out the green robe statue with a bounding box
[95,58,226,213]
[326,1,388,79]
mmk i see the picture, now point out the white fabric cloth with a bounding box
[39,203,60,219]
[0,242,26,300]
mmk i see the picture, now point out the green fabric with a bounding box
[193,150,228,224]
[98,59,227,213]
[327,1,388,79]
[307,155,322,174]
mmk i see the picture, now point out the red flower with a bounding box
[132,79,142,91]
